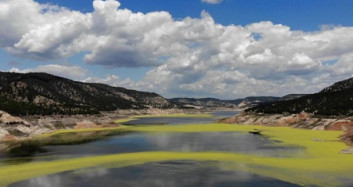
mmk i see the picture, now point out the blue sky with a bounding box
[1,0,353,99]
[35,0,353,31]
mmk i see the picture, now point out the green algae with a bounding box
[1,123,352,187]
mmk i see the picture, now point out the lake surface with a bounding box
[121,117,216,125]
[0,131,301,162]
[121,111,239,126]
[211,110,240,118]
[1,111,347,187]
[11,160,300,187]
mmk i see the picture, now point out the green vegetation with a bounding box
[0,72,172,115]
[1,123,352,187]
[0,96,99,115]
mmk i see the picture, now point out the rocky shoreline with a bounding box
[220,112,353,147]
[2,109,353,153]
[0,108,209,141]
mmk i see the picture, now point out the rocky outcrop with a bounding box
[0,110,45,140]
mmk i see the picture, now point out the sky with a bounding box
[1,0,353,99]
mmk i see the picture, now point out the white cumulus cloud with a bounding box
[1,0,353,98]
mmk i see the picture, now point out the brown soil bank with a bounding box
[220,112,353,145]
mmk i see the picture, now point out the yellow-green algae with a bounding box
[1,124,352,187]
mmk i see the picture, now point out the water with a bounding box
[0,131,301,164]
[2,132,299,162]
[121,110,239,126]
[10,161,300,187]
[122,117,216,125]
[211,110,239,118]
[1,112,305,187]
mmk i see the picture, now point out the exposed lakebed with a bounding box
[1,111,353,187]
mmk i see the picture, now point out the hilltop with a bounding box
[248,77,353,116]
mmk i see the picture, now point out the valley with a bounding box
[1,72,353,187]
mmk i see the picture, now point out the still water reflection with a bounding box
[10,161,300,187]
[43,132,300,157]
[1,132,302,162]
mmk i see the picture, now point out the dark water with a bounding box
[11,161,300,187]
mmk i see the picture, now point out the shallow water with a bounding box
[10,160,300,187]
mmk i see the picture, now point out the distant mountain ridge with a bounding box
[169,95,303,110]
[169,98,237,109]
[248,77,353,116]
[0,72,171,115]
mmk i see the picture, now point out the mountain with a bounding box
[169,98,237,109]
[248,77,353,116]
[169,96,282,109]
[0,72,172,115]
